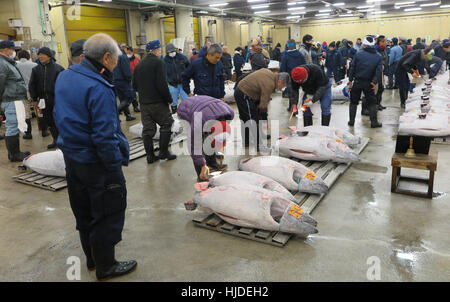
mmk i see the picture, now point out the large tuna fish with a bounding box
[129,114,183,139]
[275,134,360,163]
[23,150,66,177]
[290,125,361,148]
[193,183,318,237]
[209,171,296,203]
[238,156,328,194]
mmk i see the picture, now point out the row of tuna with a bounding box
[399,74,450,137]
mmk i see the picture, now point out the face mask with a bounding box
[169,52,176,57]
[9,51,16,60]
[127,54,133,58]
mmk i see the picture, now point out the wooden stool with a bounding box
[391,151,438,199]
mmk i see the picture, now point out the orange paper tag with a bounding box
[336,138,343,143]
[288,204,304,219]
[305,170,317,181]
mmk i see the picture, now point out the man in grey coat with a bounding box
[299,34,314,65]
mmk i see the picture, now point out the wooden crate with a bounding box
[193,137,370,247]
[12,172,67,192]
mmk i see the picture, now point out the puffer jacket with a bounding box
[164,52,190,86]
[348,47,382,84]
[28,58,65,101]
[280,50,306,76]
[182,56,225,99]
[0,54,27,103]
[177,95,234,167]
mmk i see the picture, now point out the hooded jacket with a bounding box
[54,58,129,171]
[163,52,190,86]
[177,95,234,167]
[280,49,306,76]
[348,47,383,84]
[325,48,343,71]
[233,51,245,72]
[299,44,312,65]
[249,49,269,71]
[0,54,27,103]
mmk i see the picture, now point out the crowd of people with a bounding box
[0,31,449,281]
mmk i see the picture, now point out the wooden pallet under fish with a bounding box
[193,137,370,247]
[12,135,188,191]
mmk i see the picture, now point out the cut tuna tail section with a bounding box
[194,182,210,192]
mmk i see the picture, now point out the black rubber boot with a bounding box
[348,103,357,126]
[171,106,177,114]
[303,115,313,127]
[143,136,159,164]
[321,114,331,126]
[23,119,32,139]
[79,232,95,271]
[124,107,136,121]
[5,135,30,162]
[132,99,140,113]
[39,118,49,137]
[47,127,58,149]
[369,103,382,128]
[361,99,370,116]
[158,131,177,161]
[206,154,228,172]
[91,246,137,281]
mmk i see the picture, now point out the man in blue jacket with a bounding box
[163,43,189,114]
[182,44,225,100]
[387,37,402,89]
[280,39,306,76]
[113,45,136,121]
[347,36,383,128]
[54,33,136,281]
[325,42,343,84]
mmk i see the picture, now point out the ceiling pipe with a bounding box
[119,0,283,21]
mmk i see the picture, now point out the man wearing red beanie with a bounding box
[290,64,332,126]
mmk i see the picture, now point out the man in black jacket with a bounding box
[221,45,233,81]
[413,37,426,50]
[290,64,333,127]
[163,43,189,114]
[133,40,176,164]
[347,36,383,128]
[29,47,65,149]
[374,35,388,111]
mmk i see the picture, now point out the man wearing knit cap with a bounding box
[70,39,86,65]
[347,35,383,128]
[29,46,65,148]
[290,64,332,127]
[133,40,177,164]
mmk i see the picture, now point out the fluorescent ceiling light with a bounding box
[395,4,414,8]
[357,5,375,8]
[248,0,265,2]
[98,0,112,2]
[395,1,415,4]
[288,6,306,10]
[372,10,387,14]
[255,10,271,14]
[404,7,422,11]
[316,13,330,16]
[420,2,441,7]
[319,9,333,12]
[288,1,308,5]
[441,4,450,8]
[366,0,386,2]
[197,11,208,14]
[339,13,354,16]
[209,3,228,7]
[291,11,306,14]
[334,3,346,6]
[251,4,269,9]
[286,15,300,19]
[358,8,375,11]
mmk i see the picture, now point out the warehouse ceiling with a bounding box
[82,0,450,22]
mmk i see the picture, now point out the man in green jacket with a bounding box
[0,40,30,161]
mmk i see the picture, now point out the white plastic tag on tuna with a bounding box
[23,149,66,177]
[192,183,318,237]
[14,101,27,133]
[38,98,46,109]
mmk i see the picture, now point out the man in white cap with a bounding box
[347,35,383,128]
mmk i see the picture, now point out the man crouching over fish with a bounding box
[177,95,234,181]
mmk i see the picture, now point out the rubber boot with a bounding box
[47,127,58,149]
[348,103,357,126]
[158,131,177,161]
[124,107,136,121]
[5,135,30,162]
[369,103,382,128]
[79,232,95,271]
[171,106,177,114]
[377,95,386,111]
[303,115,313,127]
[400,90,407,109]
[361,98,370,116]
[132,99,140,113]
[91,246,137,281]
[143,136,159,164]
[39,118,49,137]
[206,154,228,172]
[23,119,32,139]
[321,114,331,126]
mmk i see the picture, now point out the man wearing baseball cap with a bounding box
[290,64,332,127]
[0,40,31,161]
[347,35,383,128]
[133,40,177,164]
[70,39,86,65]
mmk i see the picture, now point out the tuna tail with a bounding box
[194,182,210,192]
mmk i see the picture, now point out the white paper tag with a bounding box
[38,98,46,109]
